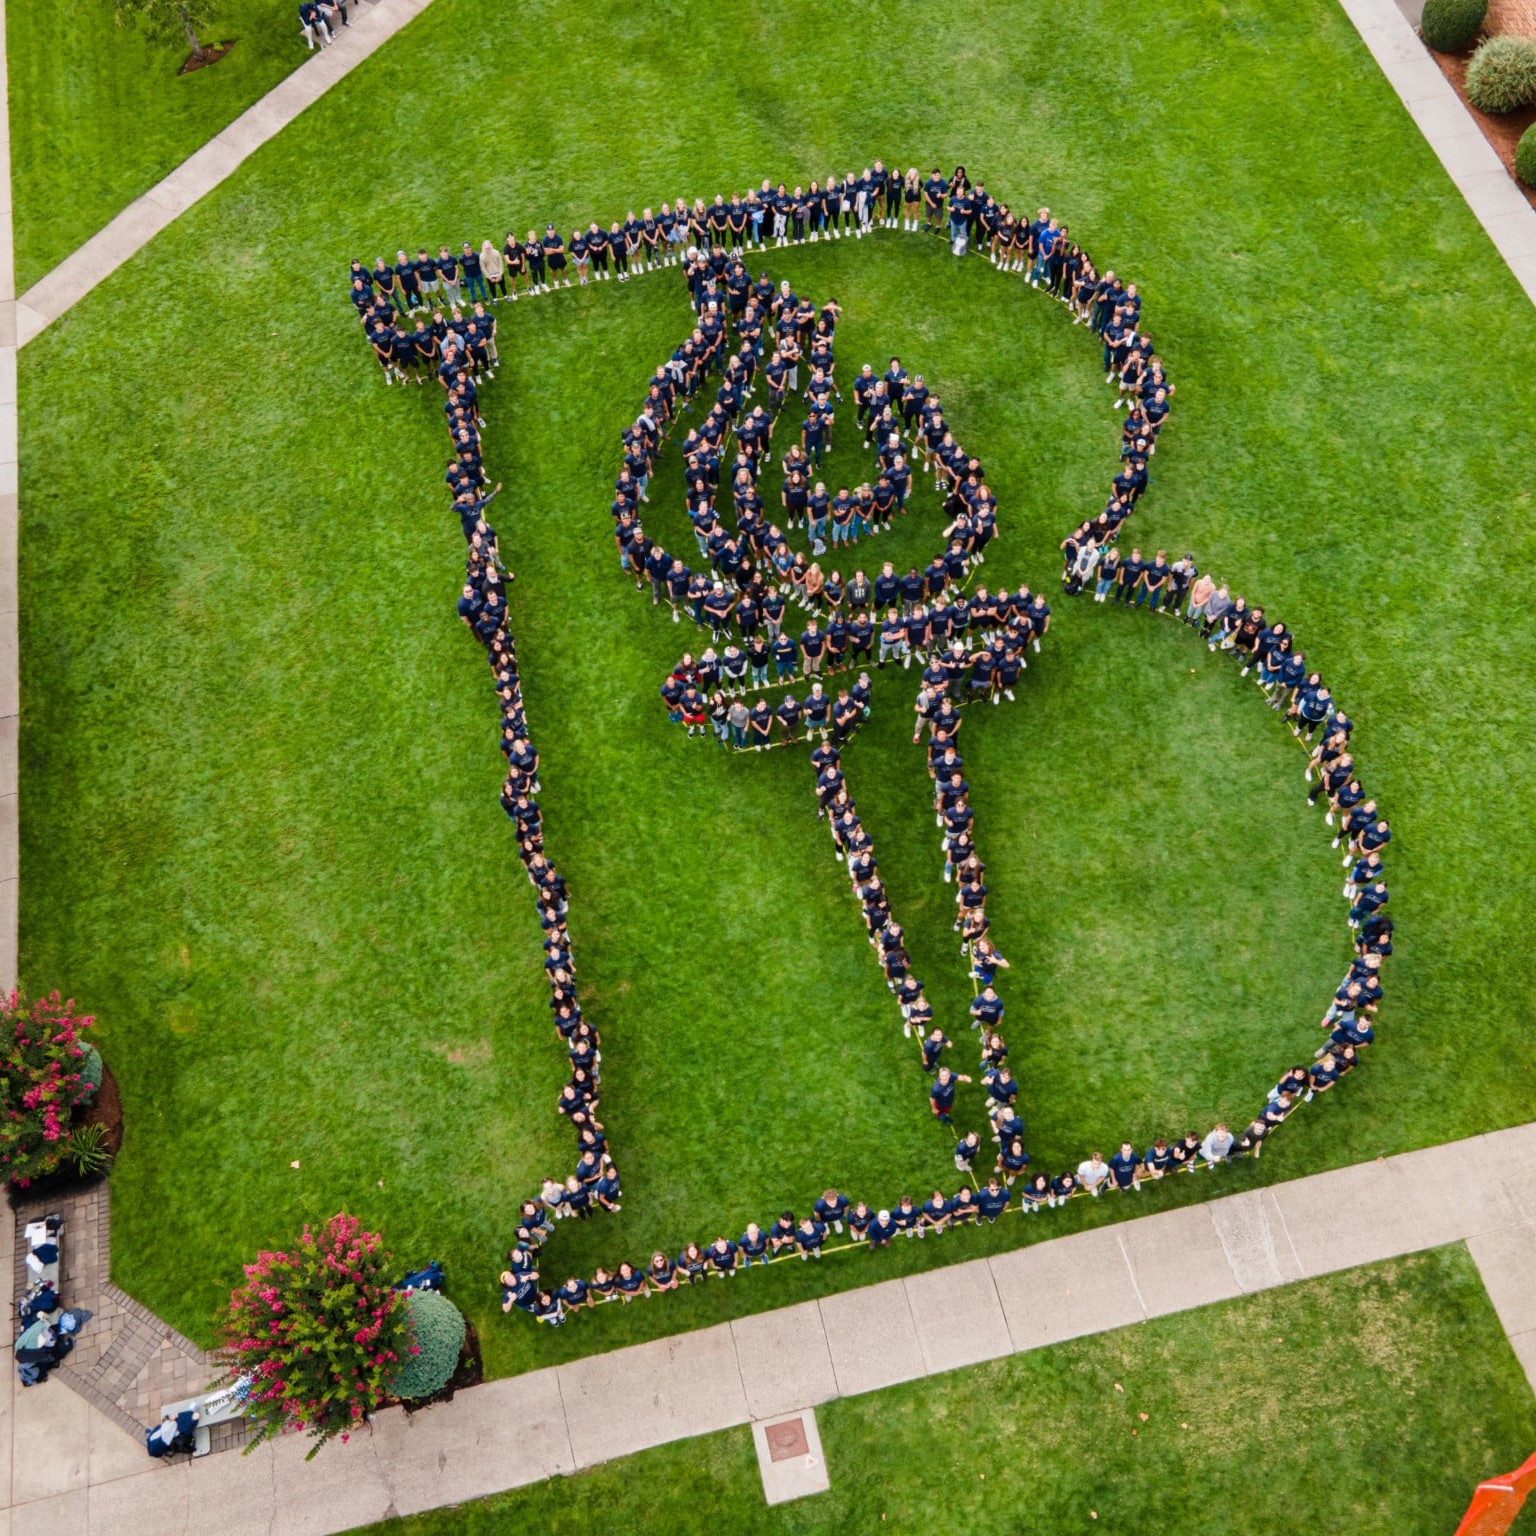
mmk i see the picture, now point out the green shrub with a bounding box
[1517,122,1536,186]
[1420,0,1487,51]
[63,1122,112,1176]
[391,1289,466,1401]
[1464,35,1536,113]
[79,1046,104,1099]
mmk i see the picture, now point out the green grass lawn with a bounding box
[15,0,1536,1383]
[352,1247,1536,1536]
[7,0,309,289]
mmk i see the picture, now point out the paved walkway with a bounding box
[0,1122,1530,1534]
[1343,0,1536,303]
[9,1184,247,1455]
[14,0,438,350]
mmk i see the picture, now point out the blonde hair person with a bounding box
[903,166,922,229]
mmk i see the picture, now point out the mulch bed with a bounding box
[6,1064,125,1207]
[1425,41,1536,208]
[398,1319,483,1413]
[178,41,237,75]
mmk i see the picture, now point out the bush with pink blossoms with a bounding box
[0,990,99,1186]
[218,1212,412,1458]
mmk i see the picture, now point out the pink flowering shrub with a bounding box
[219,1213,411,1458]
[0,990,99,1185]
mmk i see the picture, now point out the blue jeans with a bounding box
[1095,576,1114,598]
[949,215,966,242]
[466,274,489,303]
[730,726,747,748]
[775,658,794,678]
[750,664,768,686]
[830,522,848,546]
[1030,251,1051,284]
[808,516,827,544]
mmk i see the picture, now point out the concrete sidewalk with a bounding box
[0,1122,1530,1535]
[14,0,440,349]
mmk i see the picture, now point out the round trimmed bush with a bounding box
[1421,0,1486,52]
[392,1289,466,1401]
[1517,122,1536,186]
[1464,35,1536,113]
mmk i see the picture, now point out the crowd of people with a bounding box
[352,225,624,1280]
[353,160,1391,1325]
[15,1215,92,1386]
[620,263,1049,753]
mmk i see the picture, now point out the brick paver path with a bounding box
[12,1184,248,1453]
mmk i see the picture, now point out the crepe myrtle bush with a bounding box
[1464,35,1536,113]
[1419,0,1487,52]
[219,1213,412,1459]
[0,990,100,1186]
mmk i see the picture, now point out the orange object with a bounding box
[1453,1450,1536,1536]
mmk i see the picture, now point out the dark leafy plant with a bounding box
[1420,0,1487,52]
[0,990,100,1185]
[218,1213,411,1459]
[391,1289,466,1401]
[63,1122,112,1177]
[1464,36,1536,113]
